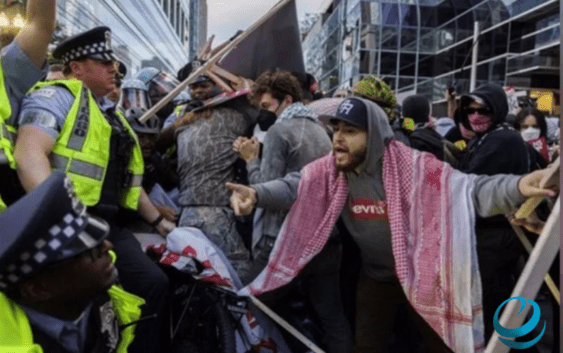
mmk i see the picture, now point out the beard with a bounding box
[334,148,367,172]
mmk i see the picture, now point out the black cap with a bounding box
[53,26,118,65]
[177,59,212,83]
[0,172,110,290]
[331,98,368,130]
[402,94,430,125]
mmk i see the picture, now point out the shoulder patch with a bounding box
[33,88,57,99]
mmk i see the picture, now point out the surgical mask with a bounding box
[257,109,277,131]
[521,127,541,142]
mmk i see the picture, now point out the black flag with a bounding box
[218,0,305,80]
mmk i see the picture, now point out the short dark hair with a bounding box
[250,70,303,106]
[515,107,547,138]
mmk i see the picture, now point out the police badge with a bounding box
[99,300,119,350]
[105,31,113,51]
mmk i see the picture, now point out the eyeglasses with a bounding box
[465,107,491,115]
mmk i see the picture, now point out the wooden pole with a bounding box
[486,199,560,353]
[510,223,560,305]
[139,0,292,123]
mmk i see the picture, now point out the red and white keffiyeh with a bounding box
[240,142,485,352]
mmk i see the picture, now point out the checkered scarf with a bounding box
[276,102,318,123]
[241,143,485,353]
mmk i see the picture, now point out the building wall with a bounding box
[302,0,560,104]
[56,0,198,76]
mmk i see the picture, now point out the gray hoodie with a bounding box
[340,98,397,280]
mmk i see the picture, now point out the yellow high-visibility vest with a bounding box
[0,285,145,353]
[29,79,144,210]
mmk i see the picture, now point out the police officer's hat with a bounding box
[0,172,110,290]
[53,26,118,66]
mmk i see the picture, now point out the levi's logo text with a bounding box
[350,199,388,220]
[493,297,545,349]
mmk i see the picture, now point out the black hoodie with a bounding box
[458,83,529,176]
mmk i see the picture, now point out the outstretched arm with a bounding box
[15,0,57,68]
[227,171,301,216]
[471,167,559,218]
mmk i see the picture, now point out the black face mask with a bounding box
[257,109,277,131]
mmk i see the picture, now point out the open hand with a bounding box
[226,182,257,216]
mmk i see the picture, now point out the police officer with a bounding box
[0,0,57,212]
[0,171,145,352]
[14,27,171,353]
[119,79,179,231]
[134,66,185,121]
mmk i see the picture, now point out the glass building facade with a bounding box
[302,0,560,108]
[56,0,207,76]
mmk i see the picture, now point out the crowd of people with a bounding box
[0,2,560,353]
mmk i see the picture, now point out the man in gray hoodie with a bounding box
[227,98,557,352]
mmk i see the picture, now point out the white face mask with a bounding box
[521,127,540,142]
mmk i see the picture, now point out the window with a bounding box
[380,27,398,50]
[181,11,185,43]
[419,6,435,28]
[176,3,181,35]
[400,28,418,50]
[170,0,176,26]
[163,0,169,16]
[399,53,416,76]
[162,0,169,16]
[400,4,418,27]
[380,52,398,75]
[381,3,399,26]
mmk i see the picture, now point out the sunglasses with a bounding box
[465,107,491,115]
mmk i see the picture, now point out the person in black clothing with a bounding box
[457,83,530,343]
[444,107,476,149]
[117,79,179,231]
[402,94,460,164]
